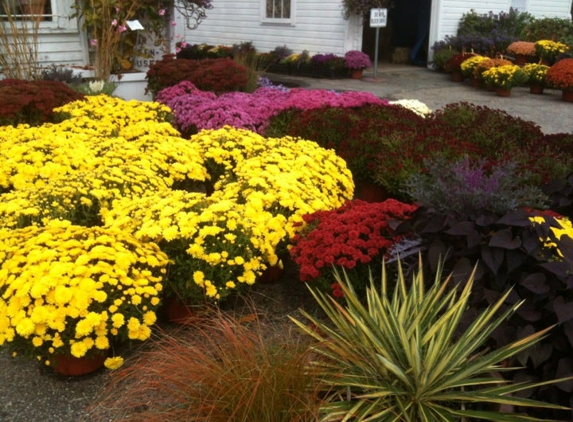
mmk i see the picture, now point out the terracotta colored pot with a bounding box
[450,70,464,82]
[355,181,389,203]
[529,84,544,95]
[562,89,573,102]
[495,88,511,97]
[163,296,198,324]
[513,54,528,66]
[53,350,108,376]
[350,69,363,79]
[258,265,284,283]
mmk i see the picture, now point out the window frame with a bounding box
[260,0,295,25]
[0,0,77,32]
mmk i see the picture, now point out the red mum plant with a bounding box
[443,52,476,73]
[289,199,418,297]
[546,58,573,90]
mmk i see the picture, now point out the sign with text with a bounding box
[370,8,388,27]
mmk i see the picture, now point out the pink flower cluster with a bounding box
[156,81,387,135]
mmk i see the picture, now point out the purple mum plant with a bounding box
[156,81,386,136]
[344,50,372,69]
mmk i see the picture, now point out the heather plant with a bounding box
[404,156,548,214]
[289,199,418,298]
[145,55,248,98]
[0,79,84,126]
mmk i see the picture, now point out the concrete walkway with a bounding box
[266,65,573,135]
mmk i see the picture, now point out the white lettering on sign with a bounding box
[370,8,388,28]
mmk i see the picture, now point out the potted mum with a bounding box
[523,63,550,94]
[289,199,418,298]
[0,221,169,375]
[460,55,489,87]
[534,40,570,66]
[481,64,528,97]
[506,41,536,66]
[444,52,476,81]
[344,50,372,79]
[546,58,573,102]
[474,58,513,89]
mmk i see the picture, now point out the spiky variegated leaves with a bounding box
[291,258,572,422]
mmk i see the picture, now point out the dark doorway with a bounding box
[361,0,431,66]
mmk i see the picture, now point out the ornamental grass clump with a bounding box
[87,312,324,421]
[289,199,418,298]
[0,220,169,370]
[291,257,573,421]
[481,64,528,90]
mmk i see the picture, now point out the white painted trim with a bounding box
[427,0,441,66]
[260,0,296,26]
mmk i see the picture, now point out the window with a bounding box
[1,0,75,29]
[262,0,294,24]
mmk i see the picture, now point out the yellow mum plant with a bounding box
[460,55,489,78]
[481,64,528,90]
[0,220,169,370]
[534,40,570,65]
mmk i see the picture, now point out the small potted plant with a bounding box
[0,221,169,375]
[534,40,570,66]
[289,199,418,298]
[473,58,513,89]
[506,41,536,65]
[460,55,489,87]
[344,50,372,79]
[310,53,347,79]
[481,64,528,97]
[523,63,550,94]
[546,57,573,102]
[444,52,476,81]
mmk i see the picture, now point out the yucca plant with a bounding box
[291,257,572,421]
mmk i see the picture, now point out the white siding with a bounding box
[528,0,571,18]
[180,0,361,55]
[428,0,572,64]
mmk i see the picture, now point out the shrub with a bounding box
[396,208,573,419]
[176,43,233,60]
[430,47,458,71]
[0,79,84,126]
[291,256,571,421]
[522,17,573,48]
[145,55,248,98]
